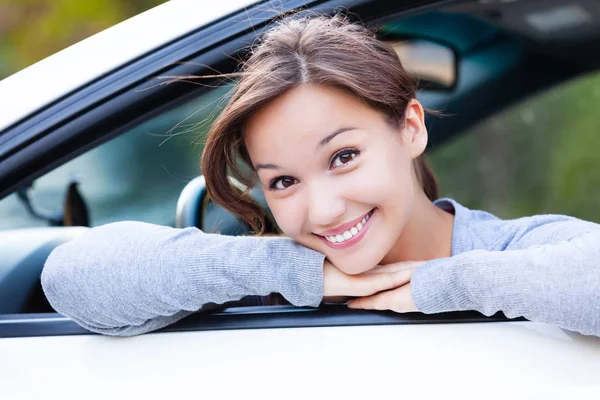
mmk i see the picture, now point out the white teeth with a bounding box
[325,211,373,244]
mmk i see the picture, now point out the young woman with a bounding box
[42,14,600,337]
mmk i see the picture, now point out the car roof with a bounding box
[0,0,258,133]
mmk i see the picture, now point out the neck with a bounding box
[381,192,454,264]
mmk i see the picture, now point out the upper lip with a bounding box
[315,210,372,237]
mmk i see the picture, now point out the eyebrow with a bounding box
[255,127,357,171]
[255,163,280,171]
[318,127,357,148]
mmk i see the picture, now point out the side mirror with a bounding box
[16,180,90,227]
[387,39,458,90]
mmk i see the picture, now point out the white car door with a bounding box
[2,311,600,399]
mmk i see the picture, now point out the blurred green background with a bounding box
[0,0,164,79]
[430,71,600,222]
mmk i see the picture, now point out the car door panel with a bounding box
[1,322,599,399]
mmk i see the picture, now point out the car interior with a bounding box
[3,0,600,322]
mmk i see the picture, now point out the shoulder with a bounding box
[495,213,600,250]
[438,198,600,251]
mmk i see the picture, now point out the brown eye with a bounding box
[271,176,298,190]
[331,149,359,169]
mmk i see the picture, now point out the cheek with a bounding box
[268,196,307,238]
[346,152,412,204]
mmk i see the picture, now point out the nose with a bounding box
[306,179,346,228]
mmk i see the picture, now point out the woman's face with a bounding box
[244,84,428,274]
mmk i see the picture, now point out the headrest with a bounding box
[175,175,275,235]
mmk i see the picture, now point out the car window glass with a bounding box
[430,70,600,223]
[0,86,230,230]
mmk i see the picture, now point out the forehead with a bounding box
[243,84,380,157]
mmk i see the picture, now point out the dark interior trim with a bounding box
[0,305,525,338]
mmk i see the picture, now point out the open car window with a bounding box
[0,86,230,231]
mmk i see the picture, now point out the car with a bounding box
[1,0,600,398]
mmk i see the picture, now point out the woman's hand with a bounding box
[323,260,423,312]
[323,260,422,310]
[345,261,423,312]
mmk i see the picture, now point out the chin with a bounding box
[339,264,372,275]
[328,252,381,275]
[299,232,392,274]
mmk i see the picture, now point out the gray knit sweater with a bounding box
[41,198,600,336]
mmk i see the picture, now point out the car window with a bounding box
[6,69,600,231]
[429,70,600,223]
[0,86,230,230]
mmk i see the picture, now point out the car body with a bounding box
[1,0,600,398]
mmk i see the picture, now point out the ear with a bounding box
[402,99,428,159]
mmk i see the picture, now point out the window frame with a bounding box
[0,306,523,338]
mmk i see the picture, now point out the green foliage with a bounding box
[0,0,164,78]
[430,71,600,222]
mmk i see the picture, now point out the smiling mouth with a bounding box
[318,209,375,245]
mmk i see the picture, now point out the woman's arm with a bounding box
[41,221,325,336]
[411,228,600,336]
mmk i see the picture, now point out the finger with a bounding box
[352,269,412,297]
[347,284,415,313]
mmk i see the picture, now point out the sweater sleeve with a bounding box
[41,221,325,336]
[410,228,600,336]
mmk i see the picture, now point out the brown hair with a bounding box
[201,13,438,234]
